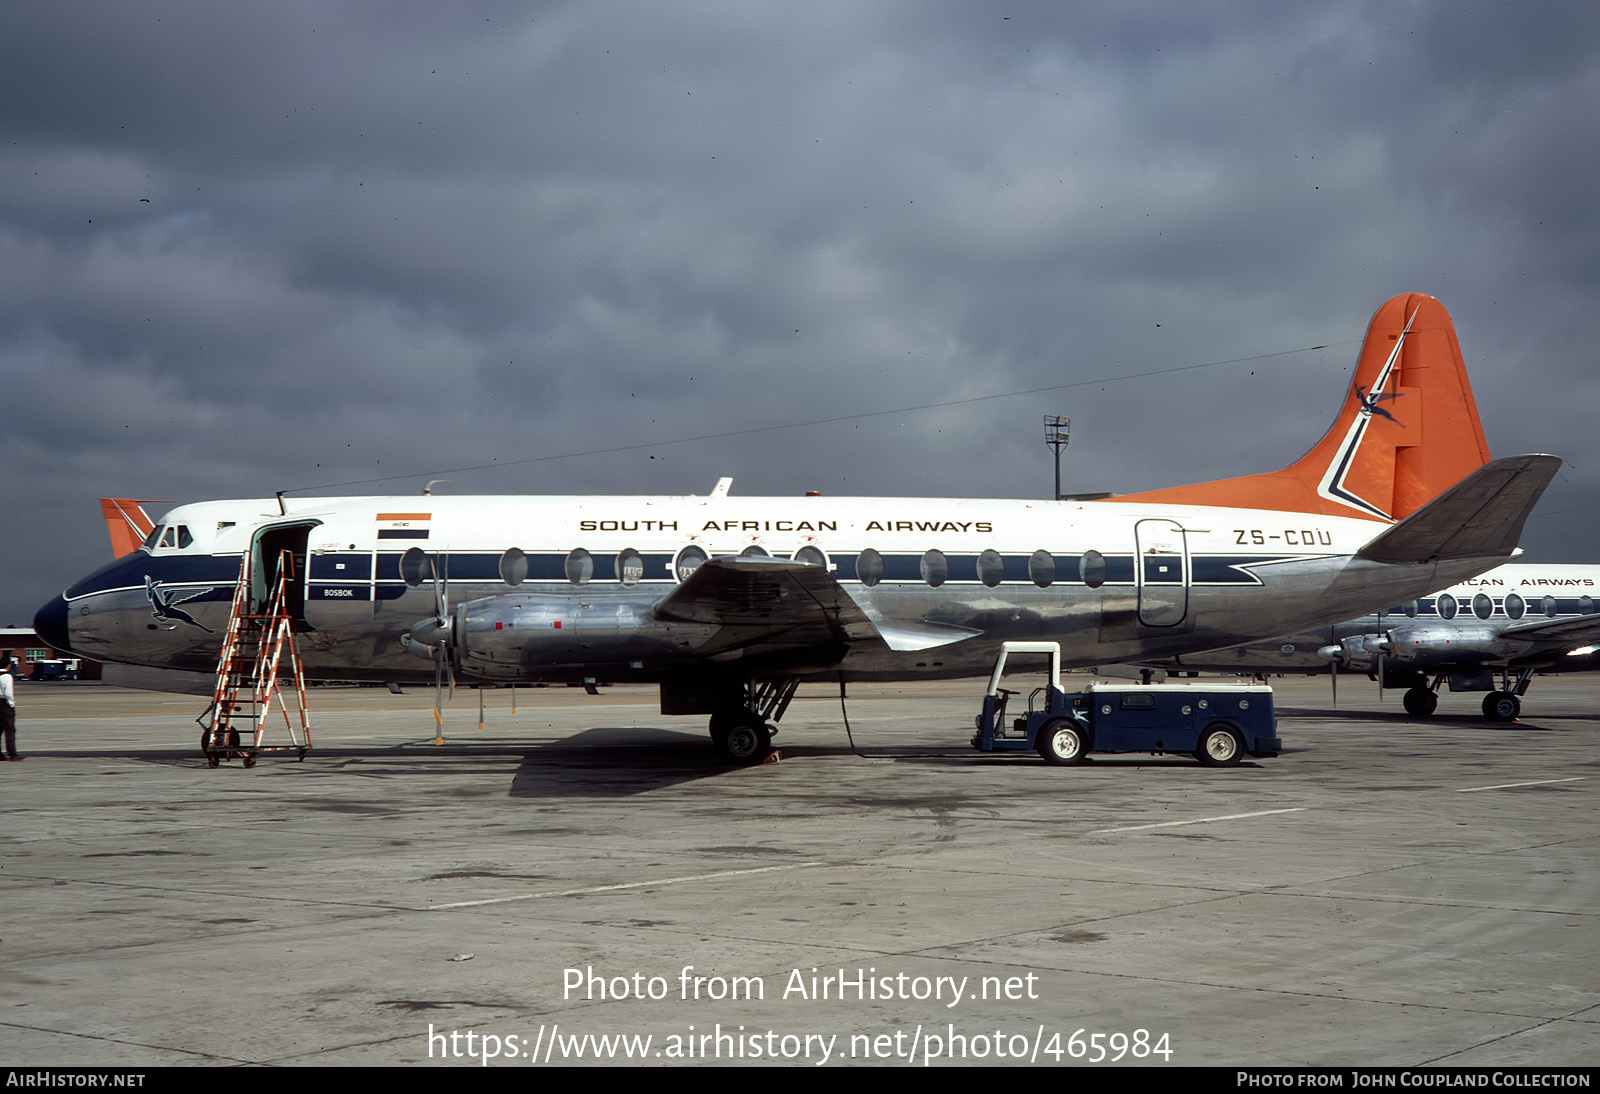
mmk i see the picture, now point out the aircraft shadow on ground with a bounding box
[1276,705,1561,729]
[505,727,980,797]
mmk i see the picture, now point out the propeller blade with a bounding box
[430,550,451,744]
[1329,626,1338,708]
[433,645,444,746]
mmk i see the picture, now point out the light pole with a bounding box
[1044,415,1070,499]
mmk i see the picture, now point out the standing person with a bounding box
[0,653,18,761]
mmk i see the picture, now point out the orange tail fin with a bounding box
[99,498,165,557]
[1117,292,1491,521]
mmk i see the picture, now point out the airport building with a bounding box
[0,626,101,681]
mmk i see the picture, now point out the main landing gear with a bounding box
[1402,668,1533,722]
[709,678,799,765]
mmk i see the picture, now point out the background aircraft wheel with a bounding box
[1402,687,1438,717]
[717,721,772,766]
[1481,691,1520,722]
[1195,724,1243,767]
[1036,718,1087,766]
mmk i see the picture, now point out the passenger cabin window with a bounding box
[565,548,593,586]
[1436,593,1458,620]
[920,549,947,587]
[792,545,826,568]
[1543,595,1558,618]
[1079,550,1106,589]
[400,547,430,587]
[1504,593,1525,620]
[977,549,1004,588]
[1472,593,1493,620]
[674,545,708,582]
[499,548,527,587]
[856,549,884,588]
[617,549,644,586]
[739,545,769,558]
[1583,596,1596,615]
[1029,549,1056,589]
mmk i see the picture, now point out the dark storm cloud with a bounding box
[3,1,1598,622]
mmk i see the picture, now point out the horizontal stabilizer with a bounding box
[1356,455,1561,564]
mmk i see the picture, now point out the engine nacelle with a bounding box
[1315,634,1384,672]
[433,591,719,682]
[1385,623,1517,665]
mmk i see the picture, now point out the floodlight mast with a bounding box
[1044,415,1070,499]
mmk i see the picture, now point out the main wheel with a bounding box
[1195,724,1243,767]
[1482,690,1520,722]
[717,721,772,765]
[1036,718,1087,766]
[1402,687,1438,717]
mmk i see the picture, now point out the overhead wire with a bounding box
[282,340,1351,494]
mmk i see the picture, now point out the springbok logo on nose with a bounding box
[145,577,215,633]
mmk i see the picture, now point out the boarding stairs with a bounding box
[202,550,312,767]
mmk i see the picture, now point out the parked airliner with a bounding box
[35,294,1560,761]
[1145,563,1600,720]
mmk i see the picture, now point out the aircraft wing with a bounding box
[651,557,978,657]
[1497,613,1600,650]
[1356,454,1562,564]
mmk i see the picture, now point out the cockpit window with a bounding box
[155,525,193,550]
[142,526,162,550]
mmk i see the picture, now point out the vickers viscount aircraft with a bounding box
[1143,563,1600,721]
[36,293,1561,762]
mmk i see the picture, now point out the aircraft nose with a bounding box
[34,595,72,654]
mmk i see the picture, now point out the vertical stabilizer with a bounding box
[100,498,163,557]
[1116,293,1491,521]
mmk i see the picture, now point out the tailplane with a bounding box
[1117,293,1491,521]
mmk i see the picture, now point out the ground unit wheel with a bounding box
[1036,718,1087,766]
[1195,724,1243,767]
[1481,690,1520,722]
[1402,687,1438,717]
[717,722,772,765]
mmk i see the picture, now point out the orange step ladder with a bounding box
[202,549,312,767]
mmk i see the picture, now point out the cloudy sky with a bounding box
[4,1,1598,624]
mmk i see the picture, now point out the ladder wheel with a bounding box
[242,752,257,769]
